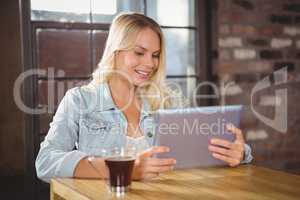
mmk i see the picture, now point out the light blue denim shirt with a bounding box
[35,82,253,182]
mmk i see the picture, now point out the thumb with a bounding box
[138,146,170,159]
[226,124,244,142]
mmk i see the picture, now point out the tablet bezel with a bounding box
[153,105,243,169]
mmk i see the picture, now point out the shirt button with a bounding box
[147,132,153,138]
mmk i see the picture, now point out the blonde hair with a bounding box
[91,12,174,111]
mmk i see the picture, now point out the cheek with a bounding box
[123,54,139,70]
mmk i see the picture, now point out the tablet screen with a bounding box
[153,105,242,169]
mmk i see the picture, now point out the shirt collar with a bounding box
[140,99,151,119]
[94,82,152,116]
[93,82,116,111]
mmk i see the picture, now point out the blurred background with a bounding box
[1,0,300,199]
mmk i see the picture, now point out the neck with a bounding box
[108,76,137,103]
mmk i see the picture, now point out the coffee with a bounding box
[105,156,135,189]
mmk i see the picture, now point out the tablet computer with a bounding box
[153,105,242,169]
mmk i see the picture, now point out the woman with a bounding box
[35,12,252,182]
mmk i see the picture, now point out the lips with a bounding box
[135,69,151,79]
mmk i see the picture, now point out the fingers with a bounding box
[226,124,244,142]
[134,159,175,181]
[134,147,176,180]
[208,145,231,156]
[209,140,245,167]
[143,173,159,180]
[212,153,240,167]
[145,165,174,173]
[138,146,170,159]
[142,158,176,172]
[146,158,176,166]
[208,145,243,160]
[210,138,232,149]
[210,124,245,168]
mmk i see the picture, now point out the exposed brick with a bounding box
[235,74,267,83]
[218,37,242,47]
[273,62,295,72]
[216,61,272,75]
[260,26,282,36]
[233,49,256,60]
[283,26,300,36]
[221,82,254,105]
[246,129,269,141]
[296,40,300,49]
[217,0,231,11]
[260,50,283,59]
[218,11,244,23]
[232,24,258,35]
[233,0,254,10]
[259,95,281,106]
[285,49,300,59]
[295,16,300,24]
[270,15,293,24]
[247,38,269,47]
[283,4,300,13]
[258,0,281,12]
[240,109,259,128]
[295,51,300,59]
[221,81,243,96]
[215,0,300,174]
[219,24,230,35]
[271,38,292,48]
[219,49,231,60]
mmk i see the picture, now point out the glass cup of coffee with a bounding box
[101,146,137,194]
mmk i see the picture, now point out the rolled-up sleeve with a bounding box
[35,88,87,183]
[241,143,253,164]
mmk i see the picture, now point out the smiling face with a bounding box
[114,27,161,87]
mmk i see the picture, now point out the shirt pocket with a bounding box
[83,119,111,135]
[79,117,122,149]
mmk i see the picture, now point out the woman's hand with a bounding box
[208,124,245,167]
[132,146,176,181]
[74,156,109,179]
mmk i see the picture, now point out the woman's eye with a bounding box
[134,51,144,56]
[153,54,160,59]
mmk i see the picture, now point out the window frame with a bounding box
[23,0,214,199]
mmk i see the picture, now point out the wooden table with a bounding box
[51,165,300,200]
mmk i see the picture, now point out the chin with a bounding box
[132,79,150,87]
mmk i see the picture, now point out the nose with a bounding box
[143,54,156,69]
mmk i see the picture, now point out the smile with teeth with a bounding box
[135,70,151,78]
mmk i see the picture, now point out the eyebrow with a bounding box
[135,45,160,54]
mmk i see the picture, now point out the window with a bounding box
[31,0,143,23]
[146,0,197,99]
[30,0,198,137]
[146,0,195,26]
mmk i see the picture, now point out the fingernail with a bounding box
[173,159,177,164]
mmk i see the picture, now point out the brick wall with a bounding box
[213,0,300,174]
